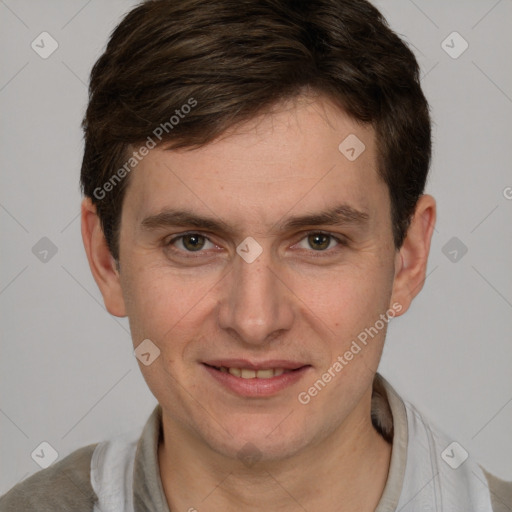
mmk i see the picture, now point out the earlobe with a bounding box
[390,194,436,315]
[81,197,127,317]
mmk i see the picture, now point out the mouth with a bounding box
[202,360,311,397]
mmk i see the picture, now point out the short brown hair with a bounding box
[80,0,431,262]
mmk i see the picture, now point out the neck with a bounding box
[158,387,392,512]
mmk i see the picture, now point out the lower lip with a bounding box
[203,364,310,398]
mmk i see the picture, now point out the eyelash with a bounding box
[164,231,348,258]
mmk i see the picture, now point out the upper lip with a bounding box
[203,359,308,370]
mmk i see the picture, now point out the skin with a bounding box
[82,94,436,511]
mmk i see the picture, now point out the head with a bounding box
[81,0,435,463]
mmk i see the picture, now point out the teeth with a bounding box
[222,367,290,379]
[255,369,274,379]
[241,368,256,378]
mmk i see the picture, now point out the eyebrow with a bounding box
[139,203,370,236]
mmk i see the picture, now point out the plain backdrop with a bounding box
[1,0,511,494]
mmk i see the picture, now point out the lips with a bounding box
[202,360,311,397]
[203,359,306,379]
[208,366,292,379]
[203,359,306,371]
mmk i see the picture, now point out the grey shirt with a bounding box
[1,374,510,511]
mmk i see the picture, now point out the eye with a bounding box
[295,232,345,252]
[164,231,346,259]
[166,232,217,253]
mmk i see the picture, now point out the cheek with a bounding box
[122,264,221,352]
[295,257,393,329]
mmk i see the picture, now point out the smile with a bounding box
[211,366,292,379]
[202,362,311,397]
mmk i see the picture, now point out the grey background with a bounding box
[0,0,511,493]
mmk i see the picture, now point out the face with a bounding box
[112,95,404,461]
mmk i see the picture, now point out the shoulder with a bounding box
[0,443,98,512]
[482,468,512,512]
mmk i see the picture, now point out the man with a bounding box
[1,0,510,510]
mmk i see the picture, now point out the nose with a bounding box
[217,245,295,346]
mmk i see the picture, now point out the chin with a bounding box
[202,417,310,464]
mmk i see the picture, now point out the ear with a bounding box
[390,194,436,316]
[81,197,127,317]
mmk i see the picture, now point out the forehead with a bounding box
[123,95,385,230]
